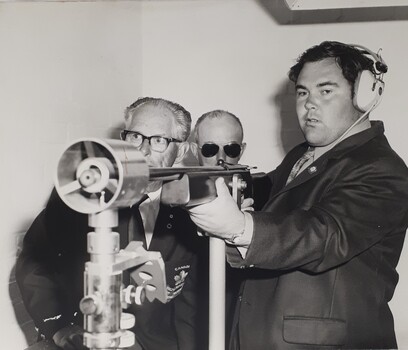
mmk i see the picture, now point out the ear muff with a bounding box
[349,44,387,113]
[353,69,385,113]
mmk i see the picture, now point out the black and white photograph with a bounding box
[1,1,408,349]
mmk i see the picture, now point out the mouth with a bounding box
[305,116,319,125]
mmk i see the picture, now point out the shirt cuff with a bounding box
[226,211,253,248]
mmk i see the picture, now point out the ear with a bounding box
[190,142,199,159]
[353,70,384,113]
[240,142,247,159]
[174,141,190,165]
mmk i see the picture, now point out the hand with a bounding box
[241,197,254,212]
[52,325,87,350]
[188,177,246,240]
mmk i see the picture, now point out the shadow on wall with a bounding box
[109,124,123,140]
[272,80,305,154]
[256,0,408,24]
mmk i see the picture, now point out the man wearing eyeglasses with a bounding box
[16,97,205,350]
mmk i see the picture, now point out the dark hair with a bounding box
[125,97,191,141]
[288,41,375,90]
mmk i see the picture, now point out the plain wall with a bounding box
[1,0,407,347]
[0,2,144,347]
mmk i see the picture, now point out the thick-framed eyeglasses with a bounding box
[199,142,242,158]
[120,130,182,153]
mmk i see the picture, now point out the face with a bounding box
[126,104,187,191]
[193,115,245,166]
[295,58,362,147]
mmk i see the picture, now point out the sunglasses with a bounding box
[199,142,242,158]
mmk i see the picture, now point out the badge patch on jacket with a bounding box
[166,264,190,301]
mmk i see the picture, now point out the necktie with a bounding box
[139,197,159,249]
[123,196,148,286]
[286,147,315,184]
[128,194,149,248]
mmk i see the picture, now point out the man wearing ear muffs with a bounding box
[187,41,408,349]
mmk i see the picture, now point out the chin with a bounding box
[304,131,325,146]
[305,138,322,147]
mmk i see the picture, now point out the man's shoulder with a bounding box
[346,130,407,171]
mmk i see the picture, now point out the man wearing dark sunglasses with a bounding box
[16,97,205,350]
[190,110,246,166]
[190,109,247,347]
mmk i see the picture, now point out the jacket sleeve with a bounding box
[15,190,85,339]
[227,156,408,273]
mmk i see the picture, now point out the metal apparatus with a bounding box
[55,138,252,350]
[208,173,247,350]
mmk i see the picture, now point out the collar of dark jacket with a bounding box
[290,120,384,162]
[325,120,384,160]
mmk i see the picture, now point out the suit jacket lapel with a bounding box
[118,207,131,249]
[148,205,172,252]
[281,156,328,192]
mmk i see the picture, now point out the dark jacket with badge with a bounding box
[227,121,408,349]
[16,188,207,350]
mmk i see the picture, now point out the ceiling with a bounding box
[285,0,408,10]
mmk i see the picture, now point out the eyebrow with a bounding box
[129,130,167,137]
[296,81,339,90]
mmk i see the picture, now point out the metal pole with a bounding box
[208,174,245,350]
[209,237,226,349]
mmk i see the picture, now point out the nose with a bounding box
[139,139,151,156]
[305,93,317,110]
[216,148,227,163]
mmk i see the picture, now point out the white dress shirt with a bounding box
[139,188,162,248]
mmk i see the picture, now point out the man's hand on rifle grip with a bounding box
[188,177,253,240]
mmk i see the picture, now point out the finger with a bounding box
[188,212,206,229]
[196,228,207,237]
[188,205,205,216]
[214,177,230,197]
[242,206,254,212]
[188,199,214,215]
[241,197,254,208]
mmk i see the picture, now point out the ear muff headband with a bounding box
[330,44,388,150]
[349,44,388,113]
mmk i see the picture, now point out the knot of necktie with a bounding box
[135,193,149,206]
[286,147,315,184]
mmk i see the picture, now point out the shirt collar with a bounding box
[146,187,162,202]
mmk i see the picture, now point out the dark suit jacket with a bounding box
[227,121,408,349]
[16,188,206,350]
